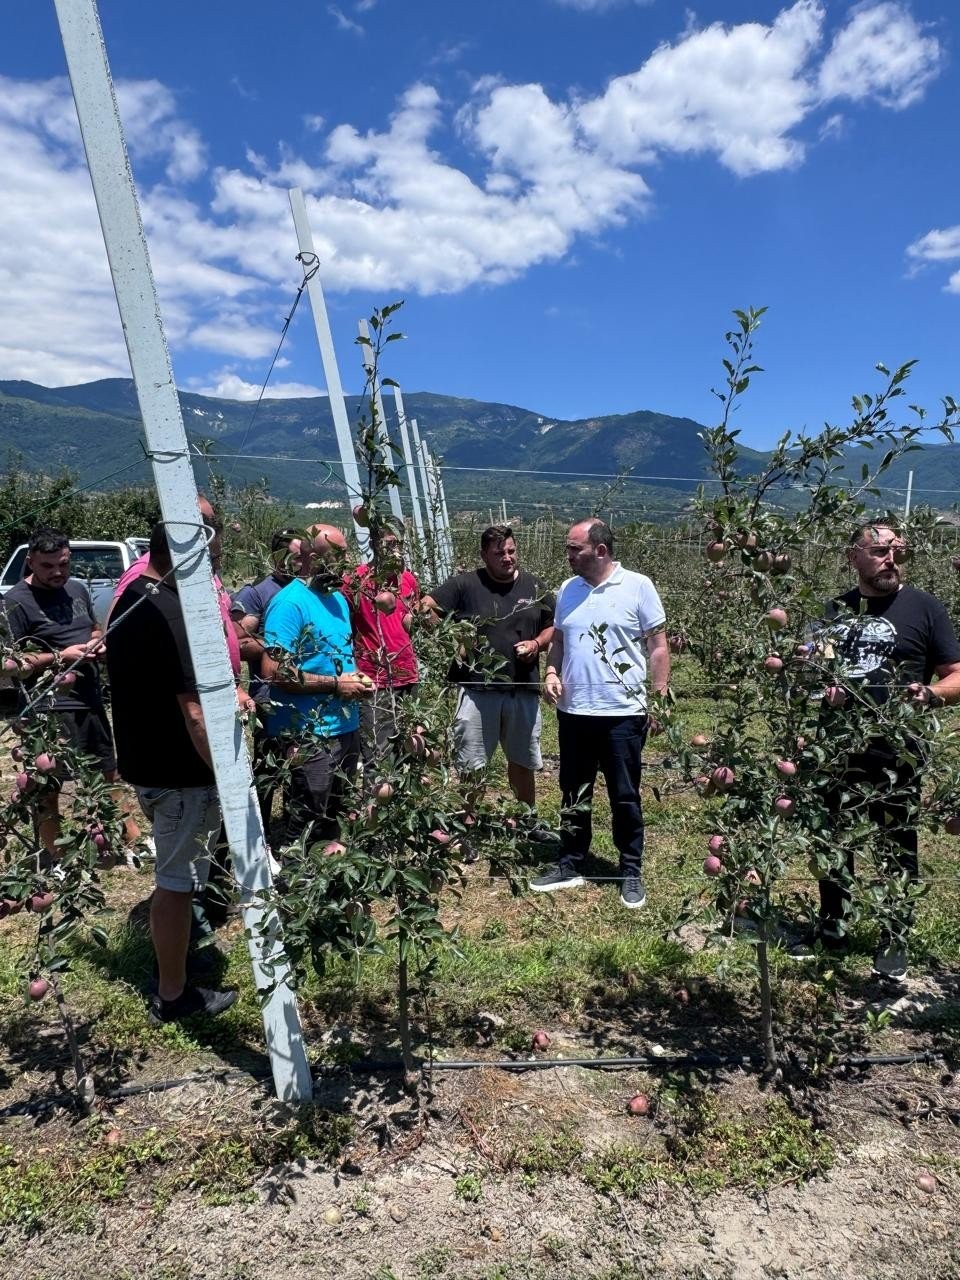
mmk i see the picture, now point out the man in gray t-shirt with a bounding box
[2,527,142,861]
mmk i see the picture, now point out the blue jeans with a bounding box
[557,711,648,878]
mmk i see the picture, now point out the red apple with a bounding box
[405,733,426,757]
[28,978,50,1001]
[754,550,774,573]
[0,898,23,919]
[3,657,20,672]
[10,746,23,762]
[703,855,723,876]
[917,1172,938,1194]
[763,655,784,673]
[54,671,76,687]
[104,1128,123,1147]
[15,772,31,793]
[710,766,735,791]
[944,815,960,836]
[691,734,709,748]
[352,504,371,528]
[823,685,848,708]
[705,542,726,563]
[773,795,795,817]
[707,835,725,854]
[430,829,451,845]
[323,840,346,856]
[775,759,797,777]
[795,736,807,750]
[771,553,792,575]
[531,1030,551,1052]
[766,607,788,631]
[627,1093,650,1116]
[34,752,56,773]
[27,891,55,913]
[374,782,394,802]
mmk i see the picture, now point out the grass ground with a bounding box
[1,662,960,1278]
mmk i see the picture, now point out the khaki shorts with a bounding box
[136,785,221,894]
[453,688,543,772]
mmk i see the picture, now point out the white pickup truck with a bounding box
[0,538,149,691]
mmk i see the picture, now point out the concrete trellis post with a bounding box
[357,319,404,523]
[391,385,426,558]
[54,0,311,1101]
[287,188,368,557]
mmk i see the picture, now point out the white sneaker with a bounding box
[126,836,156,868]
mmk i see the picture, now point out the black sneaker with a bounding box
[528,825,561,846]
[872,945,908,982]
[620,877,646,910]
[148,985,238,1025]
[529,865,585,893]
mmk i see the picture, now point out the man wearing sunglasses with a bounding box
[792,521,960,979]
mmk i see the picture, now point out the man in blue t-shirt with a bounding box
[261,525,372,839]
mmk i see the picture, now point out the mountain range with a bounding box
[0,377,955,522]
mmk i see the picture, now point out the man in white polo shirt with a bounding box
[532,518,670,909]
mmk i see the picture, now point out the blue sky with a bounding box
[1,0,957,449]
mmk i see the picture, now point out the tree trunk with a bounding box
[756,934,778,1075]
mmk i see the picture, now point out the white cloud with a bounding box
[0,3,948,387]
[818,1,941,108]
[328,4,364,35]
[907,226,960,264]
[191,371,328,400]
[906,226,960,293]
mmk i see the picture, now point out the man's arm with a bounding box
[542,631,564,707]
[177,692,213,769]
[910,660,960,707]
[259,646,372,700]
[234,611,264,664]
[645,627,671,696]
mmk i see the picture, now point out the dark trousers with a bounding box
[252,720,283,841]
[820,748,920,939]
[286,729,361,843]
[558,710,648,878]
[359,682,419,772]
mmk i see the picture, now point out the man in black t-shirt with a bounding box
[795,521,960,980]
[107,522,237,1025]
[423,525,554,811]
[2,527,144,862]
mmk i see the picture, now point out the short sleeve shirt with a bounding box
[554,564,666,715]
[112,553,241,677]
[431,568,554,689]
[820,584,960,705]
[231,573,288,703]
[106,576,214,787]
[262,578,359,739]
[3,578,101,711]
[341,564,419,688]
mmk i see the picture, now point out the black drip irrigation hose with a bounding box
[0,1049,945,1121]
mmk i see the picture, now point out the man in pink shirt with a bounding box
[341,528,420,769]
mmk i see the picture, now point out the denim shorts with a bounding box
[452,687,543,772]
[136,785,221,893]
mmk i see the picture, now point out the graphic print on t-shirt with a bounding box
[827,614,898,681]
